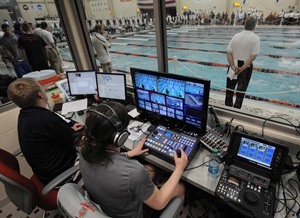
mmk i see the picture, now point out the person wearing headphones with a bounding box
[76,101,187,218]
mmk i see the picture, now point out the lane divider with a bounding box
[166,35,296,43]
[147,39,300,50]
[107,52,300,76]
[124,43,300,60]
[62,58,300,108]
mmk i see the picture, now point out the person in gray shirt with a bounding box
[1,24,31,77]
[76,101,187,218]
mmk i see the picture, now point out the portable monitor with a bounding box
[96,73,126,101]
[66,71,97,96]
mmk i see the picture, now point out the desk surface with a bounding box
[71,110,298,218]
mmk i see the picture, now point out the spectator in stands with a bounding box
[76,101,187,218]
[0,26,10,69]
[0,24,31,78]
[91,24,112,73]
[225,17,260,109]
[39,22,64,75]
[13,23,24,37]
[231,12,235,25]
[18,23,49,71]
[7,77,83,185]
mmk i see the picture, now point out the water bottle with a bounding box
[208,148,220,177]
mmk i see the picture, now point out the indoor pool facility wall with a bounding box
[59,25,300,126]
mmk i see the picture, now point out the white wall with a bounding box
[112,0,139,18]
[0,9,14,27]
[17,0,57,24]
[177,0,228,15]
[227,0,298,16]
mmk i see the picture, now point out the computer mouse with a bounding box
[176,149,181,158]
[77,110,84,116]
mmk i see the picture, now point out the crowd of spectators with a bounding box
[0,21,64,78]
[167,5,300,26]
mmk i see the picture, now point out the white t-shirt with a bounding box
[279,11,284,18]
[248,8,253,15]
[91,32,111,64]
[32,28,43,37]
[39,29,54,49]
[227,30,260,62]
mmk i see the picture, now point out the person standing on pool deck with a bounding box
[91,24,112,73]
[225,17,260,109]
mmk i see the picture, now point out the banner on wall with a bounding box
[194,0,211,2]
[120,0,132,2]
[90,0,111,19]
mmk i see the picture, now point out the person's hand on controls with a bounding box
[72,123,84,131]
[174,149,188,171]
[127,137,148,157]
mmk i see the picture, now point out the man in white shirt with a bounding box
[248,7,253,16]
[32,23,42,37]
[225,17,260,109]
[91,24,112,73]
[39,22,63,75]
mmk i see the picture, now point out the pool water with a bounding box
[60,27,300,107]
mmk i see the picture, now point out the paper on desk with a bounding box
[55,112,71,123]
[61,98,88,115]
[128,121,150,141]
[128,108,140,118]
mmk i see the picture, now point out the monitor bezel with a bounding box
[130,67,210,135]
[96,72,127,101]
[66,70,97,96]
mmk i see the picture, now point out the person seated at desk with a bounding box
[7,77,83,185]
[75,101,187,218]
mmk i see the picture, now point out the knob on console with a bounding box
[243,190,260,206]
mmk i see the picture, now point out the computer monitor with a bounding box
[66,71,97,96]
[96,73,127,101]
[130,68,211,135]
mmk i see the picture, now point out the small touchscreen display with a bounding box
[237,137,275,168]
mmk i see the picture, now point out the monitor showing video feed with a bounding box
[67,71,97,96]
[96,73,127,101]
[131,68,210,134]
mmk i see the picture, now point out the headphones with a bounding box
[87,104,129,147]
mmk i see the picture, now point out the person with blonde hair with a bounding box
[91,24,112,73]
[7,77,83,185]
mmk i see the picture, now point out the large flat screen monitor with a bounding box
[130,68,210,135]
[66,71,97,96]
[96,73,127,101]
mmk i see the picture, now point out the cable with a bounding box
[261,116,300,138]
[189,197,212,218]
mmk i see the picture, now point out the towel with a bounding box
[227,60,238,80]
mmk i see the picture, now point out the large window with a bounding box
[83,0,159,86]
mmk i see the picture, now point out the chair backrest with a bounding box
[0,148,38,214]
[57,183,111,218]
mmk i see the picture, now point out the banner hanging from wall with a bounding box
[194,0,211,2]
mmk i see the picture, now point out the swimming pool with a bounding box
[60,26,300,110]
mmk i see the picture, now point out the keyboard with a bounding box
[52,103,63,112]
[144,125,200,166]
